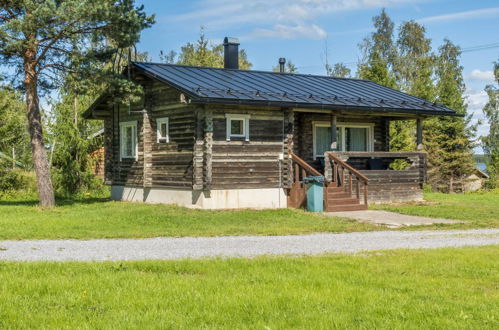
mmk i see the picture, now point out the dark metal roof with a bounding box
[132,62,457,116]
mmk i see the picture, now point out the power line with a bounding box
[461,42,499,53]
[296,42,498,72]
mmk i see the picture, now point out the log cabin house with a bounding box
[83,37,458,211]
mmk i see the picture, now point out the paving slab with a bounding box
[329,210,463,228]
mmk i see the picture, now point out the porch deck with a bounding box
[287,151,427,211]
[327,152,427,204]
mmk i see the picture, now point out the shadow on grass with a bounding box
[0,196,110,207]
[55,197,111,206]
[0,199,39,206]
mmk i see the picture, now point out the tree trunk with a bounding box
[24,53,55,207]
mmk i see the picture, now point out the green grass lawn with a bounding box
[0,191,498,240]
[0,195,378,240]
[0,246,497,328]
[373,192,499,229]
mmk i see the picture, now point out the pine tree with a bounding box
[49,89,104,195]
[426,40,476,191]
[0,1,154,206]
[482,59,499,188]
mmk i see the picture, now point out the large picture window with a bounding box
[226,114,250,141]
[120,121,137,160]
[313,122,374,158]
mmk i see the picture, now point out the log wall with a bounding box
[105,80,196,189]
[148,82,196,188]
[209,105,285,190]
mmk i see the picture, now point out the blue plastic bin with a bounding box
[303,176,325,212]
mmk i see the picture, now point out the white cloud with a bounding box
[466,90,488,114]
[418,7,499,24]
[468,69,495,83]
[465,90,489,111]
[465,89,490,140]
[171,0,424,40]
[249,24,327,40]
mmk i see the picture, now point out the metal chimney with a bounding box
[279,58,286,73]
[223,37,239,69]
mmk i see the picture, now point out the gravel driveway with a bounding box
[0,229,498,261]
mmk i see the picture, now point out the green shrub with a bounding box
[0,169,36,195]
[52,168,108,198]
[423,184,433,193]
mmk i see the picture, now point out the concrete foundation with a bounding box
[110,186,288,209]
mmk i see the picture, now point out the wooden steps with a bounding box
[327,203,367,212]
[325,184,367,212]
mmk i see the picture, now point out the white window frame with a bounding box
[312,121,375,159]
[226,114,250,141]
[156,117,169,143]
[119,120,138,160]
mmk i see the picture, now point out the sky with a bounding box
[135,0,498,152]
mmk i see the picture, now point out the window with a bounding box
[226,114,250,141]
[156,117,169,143]
[313,122,374,158]
[345,127,368,151]
[120,121,137,160]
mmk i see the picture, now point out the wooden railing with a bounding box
[328,151,427,185]
[287,152,324,208]
[326,152,369,206]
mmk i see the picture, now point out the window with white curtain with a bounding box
[313,122,374,158]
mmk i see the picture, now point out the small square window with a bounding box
[230,119,244,136]
[156,117,169,143]
[226,115,250,141]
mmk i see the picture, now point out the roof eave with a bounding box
[83,93,110,119]
[190,97,459,117]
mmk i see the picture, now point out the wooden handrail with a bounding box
[326,152,369,183]
[287,152,325,209]
[327,152,369,206]
[290,152,323,177]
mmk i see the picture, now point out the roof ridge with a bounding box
[131,61,370,82]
